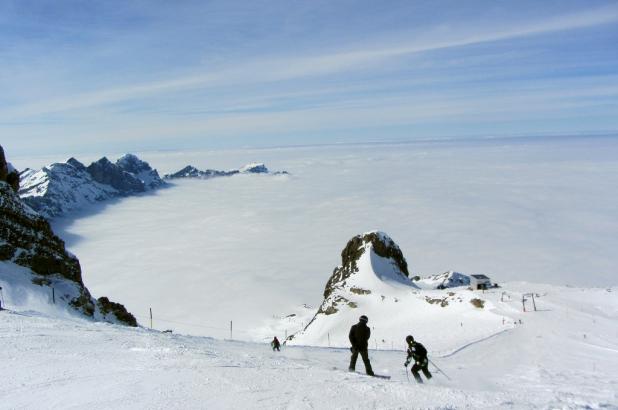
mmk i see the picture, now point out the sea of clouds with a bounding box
[14,136,616,339]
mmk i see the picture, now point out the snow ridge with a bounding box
[164,162,288,179]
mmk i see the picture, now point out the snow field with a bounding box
[1,282,617,409]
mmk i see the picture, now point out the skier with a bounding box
[271,336,281,351]
[404,335,432,383]
[348,315,374,376]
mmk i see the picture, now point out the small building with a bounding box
[470,274,492,290]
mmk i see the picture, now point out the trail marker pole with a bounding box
[531,294,537,311]
[149,308,153,329]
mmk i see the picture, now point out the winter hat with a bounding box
[406,335,414,343]
[359,315,368,323]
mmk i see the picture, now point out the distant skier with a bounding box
[271,336,281,351]
[348,315,374,376]
[404,335,432,383]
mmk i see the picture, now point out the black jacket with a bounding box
[407,342,428,363]
[349,322,371,350]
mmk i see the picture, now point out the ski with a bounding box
[366,373,391,380]
[333,367,391,380]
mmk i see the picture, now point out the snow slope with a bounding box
[0,261,130,325]
[1,283,616,409]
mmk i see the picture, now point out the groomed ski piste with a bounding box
[1,264,617,409]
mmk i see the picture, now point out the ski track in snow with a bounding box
[1,283,617,409]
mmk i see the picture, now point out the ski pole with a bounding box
[428,358,451,381]
[405,366,410,383]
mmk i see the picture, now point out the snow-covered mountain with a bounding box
[164,165,239,179]
[239,162,269,173]
[0,145,136,326]
[19,154,165,218]
[164,162,288,179]
[414,270,472,289]
[19,161,119,218]
[286,232,505,352]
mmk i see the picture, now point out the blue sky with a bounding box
[1,0,617,156]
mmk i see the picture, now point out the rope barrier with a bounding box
[132,314,251,334]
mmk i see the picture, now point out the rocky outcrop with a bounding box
[1,145,136,326]
[323,232,409,300]
[0,145,20,193]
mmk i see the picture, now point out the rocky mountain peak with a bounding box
[323,231,409,300]
[66,157,86,171]
[116,153,150,174]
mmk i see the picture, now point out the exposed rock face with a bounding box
[0,145,20,193]
[323,232,409,300]
[1,145,136,326]
[115,154,165,190]
[87,157,145,194]
[0,145,7,181]
[67,157,87,171]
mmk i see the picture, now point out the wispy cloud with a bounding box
[2,5,617,120]
[1,1,617,155]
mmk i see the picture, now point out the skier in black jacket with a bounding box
[348,315,374,376]
[271,336,281,351]
[404,335,432,383]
